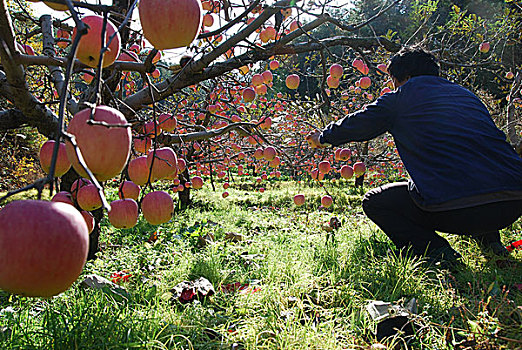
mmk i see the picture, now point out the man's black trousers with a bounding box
[361,182,522,255]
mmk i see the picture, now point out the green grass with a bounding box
[1,180,521,349]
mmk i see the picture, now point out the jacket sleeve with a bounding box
[319,92,397,146]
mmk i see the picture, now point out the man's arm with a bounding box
[316,92,398,147]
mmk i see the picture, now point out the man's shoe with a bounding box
[476,240,510,257]
[425,246,463,269]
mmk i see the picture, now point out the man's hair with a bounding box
[387,46,440,82]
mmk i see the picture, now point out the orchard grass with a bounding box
[0,179,521,349]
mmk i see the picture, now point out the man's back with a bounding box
[390,76,522,209]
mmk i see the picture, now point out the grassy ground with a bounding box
[0,179,521,349]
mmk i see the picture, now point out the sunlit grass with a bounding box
[0,180,521,349]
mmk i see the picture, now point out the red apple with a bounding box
[108,199,139,229]
[39,140,71,177]
[65,106,131,181]
[192,176,204,189]
[318,161,331,174]
[479,42,490,53]
[253,148,264,160]
[147,147,178,180]
[321,195,333,208]
[269,156,281,168]
[286,74,300,89]
[70,178,91,201]
[76,184,103,211]
[329,64,343,79]
[339,148,351,161]
[327,76,340,89]
[51,191,74,206]
[0,200,89,297]
[353,162,366,177]
[72,15,121,68]
[158,113,177,132]
[251,74,264,87]
[118,181,140,200]
[177,158,186,173]
[81,210,95,234]
[243,87,256,102]
[262,70,273,84]
[134,136,152,154]
[269,60,279,70]
[263,146,277,161]
[128,156,151,186]
[139,0,202,50]
[141,191,174,225]
[359,77,371,89]
[340,165,354,179]
[293,194,305,206]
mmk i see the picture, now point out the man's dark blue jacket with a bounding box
[319,75,522,211]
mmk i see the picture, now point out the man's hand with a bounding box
[306,131,327,149]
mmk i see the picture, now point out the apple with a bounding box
[142,121,159,139]
[286,74,300,89]
[139,0,202,50]
[339,148,351,161]
[134,136,152,154]
[0,200,89,297]
[118,50,140,63]
[147,147,177,180]
[253,148,264,160]
[353,162,366,177]
[251,74,264,87]
[222,191,229,198]
[321,195,333,208]
[158,113,177,132]
[82,71,95,84]
[177,158,186,173]
[70,178,91,201]
[293,194,305,206]
[269,60,279,70]
[263,146,277,161]
[242,87,256,102]
[327,76,340,89]
[72,15,121,68]
[506,71,514,79]
[76,184,103,211]
[262,70,273,84]
[128,156,151,186]
[191,176,204,189]
[359,77,371,89]
[260,117,272,130]
[108,199,139,229]
[81,210,95,234]
[479,42,490,53]
[118,181,140,200]
[255,84,267,95]
[377,63,388,74]
[65,105,131,181]
[352,58,364,71]
[340,165,354,179]
[334,148,342,161]
[329,64,343,79]
[269,156,281,168]
[289,20,300,32]
[141,191,173,225]
[318,161,331,174]
[203,13,214,27]
[39,140,71,177]
[51,191,74,206]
